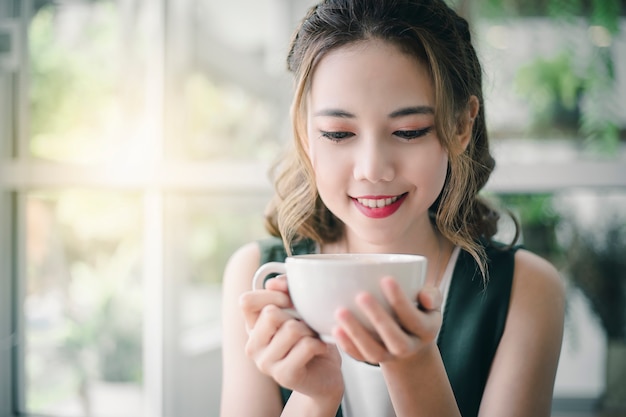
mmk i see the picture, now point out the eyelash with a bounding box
[394,126,433,140]
[319,126,433,143]
[319,131,354,142]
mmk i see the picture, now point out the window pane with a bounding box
[28,0,156,163]
[473,13,625,152]
[0,191,12,414]
[0,72,13,157]
[23,190,144,416]
[166,73,286,162]
[163,193,268,415]
[166,193,267,328]
[164,0,299,162]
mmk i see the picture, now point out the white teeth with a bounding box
[356,196,400,208]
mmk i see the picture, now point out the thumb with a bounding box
[264,274,289,293]
[417,286,442,312]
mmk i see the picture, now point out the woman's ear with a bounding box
[456,95,480,152]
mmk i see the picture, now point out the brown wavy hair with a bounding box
[264,0,516,277]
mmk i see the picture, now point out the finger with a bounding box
[335,305,390,363]
[417,285,443,312]
[239,289,292,329]
[265,274,288,292]
[245,304,288,358]
[381,278,441,346]
[381,277,442,321]
[333,325,367,363]
[254,318,319,375]
[355,291,417,358]
[380,276,422,315]
[271,336,329,387]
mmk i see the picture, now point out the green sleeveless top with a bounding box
[257,237,517,417]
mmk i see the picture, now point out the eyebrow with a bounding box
[313,109,355,118]
[313,105,434,119]
[388,106,434,118]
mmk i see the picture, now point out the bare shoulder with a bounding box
[479,249,566,415]
[221,241,261,352]
[223,241,262,290]
[221,241,283,416]
[508,248,566,335]
[229,240,261,262]
[512,248,565,303]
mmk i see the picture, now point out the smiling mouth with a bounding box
[354,193,407,208]
[352,193,407,219]
[354,193,408,209]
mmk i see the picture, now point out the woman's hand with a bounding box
[332,277,443,364]
[239,276,344,401]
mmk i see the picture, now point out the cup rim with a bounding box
[286,253,426,264]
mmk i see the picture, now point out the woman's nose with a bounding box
[352,137,395,183]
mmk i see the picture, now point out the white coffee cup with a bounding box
[252,253,427,343]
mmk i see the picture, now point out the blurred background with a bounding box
[0,0,625,416]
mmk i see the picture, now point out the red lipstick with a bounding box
[352,193,407,219]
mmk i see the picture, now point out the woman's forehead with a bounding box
[306,39,435,115]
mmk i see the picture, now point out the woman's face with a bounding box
[305,39,449,251]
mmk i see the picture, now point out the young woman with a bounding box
[221,1,565,416]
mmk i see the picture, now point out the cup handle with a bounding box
[252,262,286,290]
[251,262,302,320]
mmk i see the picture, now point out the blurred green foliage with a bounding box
[497,193,563,263]
[26,190,143,413]
[480,0,623,152]
[567,217,626,342]
[515,52,585,132]
[29,3,123,162]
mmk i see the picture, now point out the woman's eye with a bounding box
[320,131,354,142]
[394,126,433,140]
